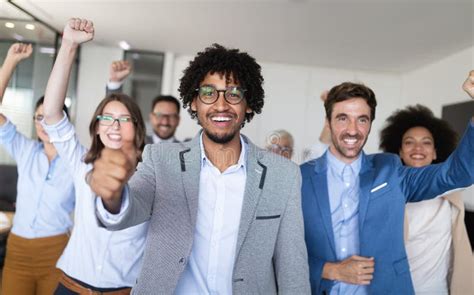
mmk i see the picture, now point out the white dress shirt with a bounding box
[405,198,452,295]
[174,134,247,295]
[43,114,148,288]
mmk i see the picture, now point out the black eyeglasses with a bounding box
[195,85,246,105]
[96,115,135,126]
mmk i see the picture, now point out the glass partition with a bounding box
[0,2,78,164]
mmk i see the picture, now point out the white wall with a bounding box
[75,44,122,146]
[400,45,474,117]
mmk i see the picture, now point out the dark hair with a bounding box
[379,104,458,163]
[35,96,69,118]
[325,82,377,121]
[151,95,180,114]
[178,43,264,124]
[83,93,146,164]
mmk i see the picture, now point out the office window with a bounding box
[122,50,165,136]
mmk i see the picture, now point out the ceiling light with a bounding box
[5,22,15,29]
[25,24,35,30]
[119,41,131,50]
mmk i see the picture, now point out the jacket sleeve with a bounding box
[309,257,334,294]
[273,166,311,294]
[401,121,474,203]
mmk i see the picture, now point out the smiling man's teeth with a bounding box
[343,138,357,144]
[212,116,231,122]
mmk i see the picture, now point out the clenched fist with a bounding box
[109,60,132,83]
[62,18,94,46]
[89,147,137,213]
[6,43,33,64]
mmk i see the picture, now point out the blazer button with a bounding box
[179,257,186,265]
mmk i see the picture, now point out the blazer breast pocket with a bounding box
[370,182,392,200]
[255,214,281,220]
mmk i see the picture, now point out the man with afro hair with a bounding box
[90,44,310,294]
[379,105,472,295]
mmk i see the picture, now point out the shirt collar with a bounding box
[326,149,362,176]
[199,132,247,171]
[153,133,175,143]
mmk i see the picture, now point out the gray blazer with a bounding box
[97,133,310,294]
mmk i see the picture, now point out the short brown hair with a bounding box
[325,82,377,121]
[84,93,146,164]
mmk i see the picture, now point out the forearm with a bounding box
[43,41,78,124]
[101,193,123,214]
[0,58,19,104]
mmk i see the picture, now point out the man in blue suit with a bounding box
[301,71,474,295]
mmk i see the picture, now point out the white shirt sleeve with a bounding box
[107,80,124,91]
[95,185,130,224]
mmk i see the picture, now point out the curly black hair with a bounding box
[379,104,458,163]
[178,43,264,124]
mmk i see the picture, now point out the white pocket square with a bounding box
[371,182,388,193]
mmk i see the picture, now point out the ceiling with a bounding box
[3,0,474,73]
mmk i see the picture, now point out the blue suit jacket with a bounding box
[301,122,474,295]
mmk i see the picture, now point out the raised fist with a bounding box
[462,70,474,99]
[89,145,138,213]
[6,43,33,64]
[109,60,132,83]
[62,18,94,46]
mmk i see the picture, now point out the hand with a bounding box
[320,90,329,102]
[462,70,474,99]
[335,255,375,285]
[6,43,33,64]
[109,60,132,82]
[89,147,136,213]
[62,18,94,46]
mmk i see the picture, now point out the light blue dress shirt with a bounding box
[326,151,368,295]
[0,119,75,238]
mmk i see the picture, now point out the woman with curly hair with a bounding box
[380,104,472,295]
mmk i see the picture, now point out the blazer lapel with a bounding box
[179,135,202,228]
[235,139,265,259]
[358,153,375,233]
[312,156,337,256]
